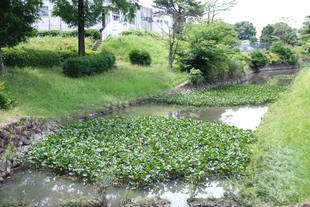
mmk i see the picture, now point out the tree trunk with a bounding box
[0,48,6,73]
[168,43,173,72]
[78,0,86,56]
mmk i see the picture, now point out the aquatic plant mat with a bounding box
[26,116,255,188]
[155,84,286,106]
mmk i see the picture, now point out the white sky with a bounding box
[140,0,310,36]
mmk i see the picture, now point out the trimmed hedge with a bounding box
[63,51,115,78]
[2,48,100,68]
[34,29,101,40]
[129,49,151,66]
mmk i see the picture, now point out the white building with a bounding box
[35,0,171,40]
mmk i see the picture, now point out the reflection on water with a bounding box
[247,70,296,86]
[0,169,96,206]
[0,170,226,207]
[113,104,268,130]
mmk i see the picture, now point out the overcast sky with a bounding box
[140,0,310,36]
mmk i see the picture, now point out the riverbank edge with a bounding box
[0,63,299,185]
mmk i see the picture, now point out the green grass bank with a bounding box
[240,64,310,206]
[0,35,186,123]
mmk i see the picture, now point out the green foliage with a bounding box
[2,37,99,68]
[34,29,101,40]
[249,50,268,71]
[51,0,139,28]
[266,52,282,65]
[0,0,42,48]
[0,35,186,122]
[0,93,17,110]
[260,23,298,45]
[155,84,286,106]
[234,21,256,40]
[0,81,17,110]
[189,68,204,84]
[99,35,166,64]
[178,21,240,80]
[3,48,63,68]
[0,81,4,92]
[241,69,310,205]
[184,21,239,45]
[270,42,299,64]
[129,49,151,66]
[260,24,275,45]
[300,15,310,36]
[302,42,310,55]
[63,52,116,78]
[26,115,255,187]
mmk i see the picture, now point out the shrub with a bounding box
[2,48,100,68]
[0,93,17,110]
[129,49,151,66]
[189,68,204,85]
[228,58,244,78]
[270,42,298,64]
[302,42,310,55]
[249,50,268,72]
[63,52,115,78]
[266,52,282,65]
[178,41,230,80]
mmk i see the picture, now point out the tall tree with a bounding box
[300,15,310,41]
[0,0,42,73]
[234,21,256,40]
[260,22,297,45]
[51,0,139,56]
[204,0,237,23]
[153,0,205,72]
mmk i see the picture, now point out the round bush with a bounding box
[270,42,298,64]
[249,50,268,72]
[129,49,151,66]
[189,68,204,85]
[63,52,116,78]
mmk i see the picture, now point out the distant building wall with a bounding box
[34,0,171,38]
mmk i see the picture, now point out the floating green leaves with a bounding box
[26,116,255,188]
[154,84,286,107]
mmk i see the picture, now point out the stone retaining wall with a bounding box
[0,117,58,182]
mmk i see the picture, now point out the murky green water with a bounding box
[0,71,297,207]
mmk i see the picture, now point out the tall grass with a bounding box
[240,66,310,206]
[100,35,168,65]
[13,37,96,51]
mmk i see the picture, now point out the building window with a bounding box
[40,6,49,17]
[112,12,120,21]
[113,15,120,21]
[141,16,153,22]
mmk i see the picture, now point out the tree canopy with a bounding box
[260,22,297,45]
[234,21,256,40]
[153,0,205,72]
[0,0,43,72]
[51,0,140,55]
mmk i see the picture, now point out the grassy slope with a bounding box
[241,62,310,206]
[0,35,186,123]
[12,37,96,51]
